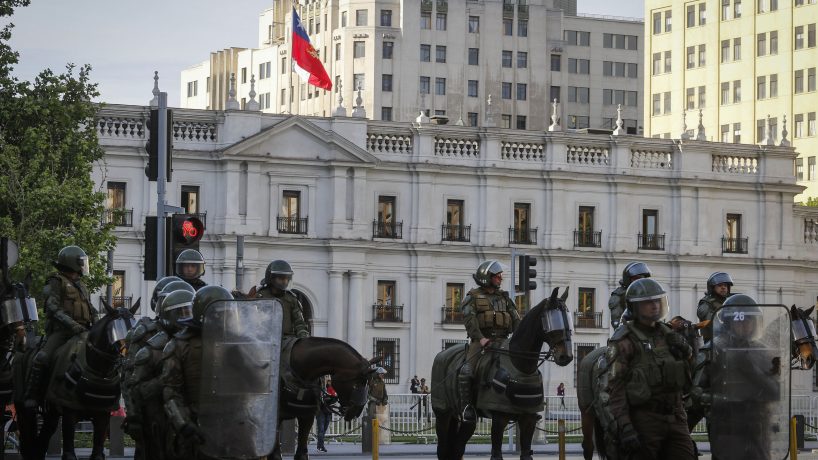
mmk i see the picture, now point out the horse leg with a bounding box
[455,415,476,460]
[61,411,78,460]
[33,407,61,460]
[89,413,109,460]
[580,410,596,460]
[294,414,313,460]
[490,413,507,460]
[517,415,536,460]
[433,410,450,459]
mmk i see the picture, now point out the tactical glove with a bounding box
[665,332,692,360]
[620,425,641,453]
[181,422,206,445]
[72,323,87,335]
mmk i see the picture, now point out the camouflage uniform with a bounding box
[608,286,627,329]
[696,294,725,341]
[256,287,309,338]
[461,286,521,372]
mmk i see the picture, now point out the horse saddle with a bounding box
[279,337,319,411]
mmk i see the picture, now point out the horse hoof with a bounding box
[520,450,534,460]
[88,452,106,460]
[294,452,310,460]
[61,453,78,460]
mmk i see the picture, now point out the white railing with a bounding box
[631,149,673,170]
[172,121,217,143]
[97,117,145,139]
[367,133,413,155]
[712,154,759,174]
[805,219,818,244]
[435,137,480,158]
[567,145,609,166]
[501,142,545,161]
[317,394,818,442]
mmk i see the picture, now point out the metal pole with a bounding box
[105,249,114,310]
[558,419,566,460]
[156,92,168,279]
[509,248,517,299]
[372,417,379,460]
[791,416,798,460]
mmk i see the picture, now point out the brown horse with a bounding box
[270,337,375,460]
[431,287,574,460]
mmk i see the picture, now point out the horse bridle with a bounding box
[792,313,818,370]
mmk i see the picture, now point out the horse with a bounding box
[270,336,376,460]
[790,304,818,370]
[431,287,574,460]
[15,298,139,460]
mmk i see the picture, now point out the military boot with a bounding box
[23,351,48,408]
[458,363,476,423]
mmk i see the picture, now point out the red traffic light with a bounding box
[173,215,204,245]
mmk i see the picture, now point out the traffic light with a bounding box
[145,109,173,181]
[518,255,537,294]
[170,214,204,268]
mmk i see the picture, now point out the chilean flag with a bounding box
[292,7,332,90]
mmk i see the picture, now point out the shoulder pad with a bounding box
[134,347,152,365]
[147,331,170,349]
[144,320,159,332]
[130,324,150,343]
[657,323,673,334]
[283,290,298,300]
[499,290,511,299]
[609,324,631,341]
[175,328,197,340]
[162,339,177,357]
[459,294,474,308]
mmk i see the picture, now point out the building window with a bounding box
[699,44,706,66]
[420,44,431,62]
[353,41,365,58]
[810,24,816,48]
[810,68,817,92]
[444,200,468,242]
[468,16,479,33]
[642,209,659,247]
[241,67,247,83]
[570,58,590,74]
[568,86,590,104]
[721,82,730,105]
[811,157,817,181]
[502,82,512,100]
[181,185,199,214]
[383,41,393,59]
[377,280,396,308]
[381,107,392,121]
[797,158,804,181]
[653,12,661,34]
[726,213,742,240]
[186,81,197,98]
[335,43,341,61]
[796,25,805,50]
[467,112,478,127]
[516,83,527,101]
[435,77,446,95]
[734,0,742,18]
[373,338,399,384]
[503,18,513,35]
[420,12,431,29]
[722,0,730,20]
[111,270,126,306]
[721,39,730,62]
[468,48,479,65]
[518,52,528,69]
[550,86,561,103]
[687,46,695,69]
[502,50,512,68]
[757,76,767,99]
[381,9,392,27]
[353,73,365,91]
[665,10,672,32]
[686,87,695,110]
[419,76,430,94]
[281,190,300,220]
[577,288,596,323]
[551,54,561,71]
[663,91,672,114]
[468,80,478,97]
[107,181,126,209]
[796,70,804,94]
[698,86,706,108]
[435,45,447,63]
[512,202,532,244]
[770,31,778,54]
[796,114,804,138]
[574,343,598,387]
[444,283,465,323]
[576,206,596,246]
[382,74,392,92]
[700,2,707,24]
[769,74,778,98]
[341,11,347,27]
[664,51,672,73]
[501,115,512,129]
[721,124,730,142]
[733,123,742,143]
[652,53,661,75]
[687,5,695,27]
[652,94,661,115]
[758,33,767,56]
[809,112,817,136]
[355,9,368,26]
[733,80,741,102]
[516,115,527,130]
[436,13,447,30]
[518,19,528,37]
[733,37,741,60]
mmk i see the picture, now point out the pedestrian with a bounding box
[410,375,420,394]
[420,378,430,422]
[315,376,337,453]
[557,382,566,409]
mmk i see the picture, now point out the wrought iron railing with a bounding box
[277,216,308,234]
[722,236,748,254]
[100,296,132,309]
[103,208,133,227]
[373,220,403,239]
[441,307,463,324]
[441,224,471,242]
[573,311,603,328]
[637,233,665,250]
[509,227,538,245]
[574,230,602,248]
[372,304,404,322]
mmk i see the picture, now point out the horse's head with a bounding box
[329,357,376,421]
[539,287,574,367]
[791,304,818,370]
[94,297,141,357]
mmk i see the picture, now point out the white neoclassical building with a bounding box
[179,0,644,133]
[94,103,818,395]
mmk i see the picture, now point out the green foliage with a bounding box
[805,197,818,207]
[0,0,116,300]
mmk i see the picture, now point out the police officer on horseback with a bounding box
[255,260,309,339]
[175,249,207,291]
[608,262,652,329]
[459,260,521,423]
[603,278,695,459]
[697,272,733,340]
[25,246,96,408]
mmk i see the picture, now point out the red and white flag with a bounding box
[291,7,332,90]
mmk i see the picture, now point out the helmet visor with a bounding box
[166,301,194,323]
[78,256,90,277]
[632,296,669,322]
[709,272,733,287]
[625,262,650,279]
[177,261,204,280]
[108,317,131,344]
[793,318,817,344]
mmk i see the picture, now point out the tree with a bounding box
[805,197,818,207]
[0,0,116,301]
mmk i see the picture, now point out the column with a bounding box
[347,272,365,354]
[328,270,345,340]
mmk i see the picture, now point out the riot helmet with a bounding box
[150,276,183,312]
[620,262,652,287]
[175,249,205,281]
[55,246,90,277]
[717,294,762,340]
[189,285,233,327]
[157,281,195,315]
[265,260,294,291]
[160,289,194,332]
[625,278,669,323]
[706,272,734,297]
[473,260,504,289]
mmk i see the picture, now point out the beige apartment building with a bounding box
[181,0,643,133]
[645,0,818,200]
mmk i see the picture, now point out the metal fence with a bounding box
[316,394,818,443]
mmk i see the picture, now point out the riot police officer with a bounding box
[608,262,652,329]
[161,285,233,460]
[459,260,521,422]
[697,272,734,340]
[25,246,96,407]
[603,278,695,459]
[175,249,207,291]
[709,294,781,460]
[255,260,309,339]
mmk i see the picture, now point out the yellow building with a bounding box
[645,0,818,201]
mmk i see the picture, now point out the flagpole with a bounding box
[288,2,294,115]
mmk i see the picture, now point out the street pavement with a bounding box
[30,441,818,459]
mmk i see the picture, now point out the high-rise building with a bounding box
[181,0,643,133]
[645,0,818,200]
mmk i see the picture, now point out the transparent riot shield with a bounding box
[198,299,283,459]
[710,304,790,460]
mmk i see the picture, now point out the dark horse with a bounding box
[790,304,818,370]
[431,287,574,460]
[15,298,139,460]
[270,337,375,460]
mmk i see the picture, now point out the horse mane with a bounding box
[508,297,547,349]
[299,336,371,369]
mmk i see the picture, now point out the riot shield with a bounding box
[198,299,283,459]
[710,304,790,460]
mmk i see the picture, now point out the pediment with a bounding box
[221,116,379,165]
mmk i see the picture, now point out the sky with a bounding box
[5,0,644,107]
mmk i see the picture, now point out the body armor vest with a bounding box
[622,322,690,406]
[55,273,93,325]
[469,288,514,336]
